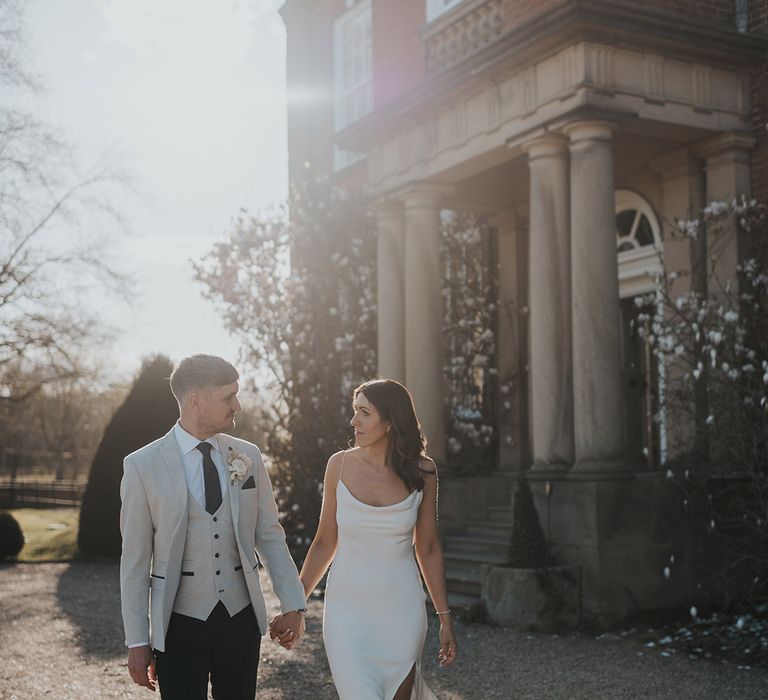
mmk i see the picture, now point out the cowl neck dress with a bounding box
[323,469,438,700]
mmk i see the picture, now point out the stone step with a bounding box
[443,534,509,559]
[445,565,482,595]
[443,548,507,569]
[447,591,481,609]
[486,506,514,524]
[465,520,514,539]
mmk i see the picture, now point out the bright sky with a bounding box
[24,0,287,378]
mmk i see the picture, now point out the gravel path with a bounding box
[1,562,767,699]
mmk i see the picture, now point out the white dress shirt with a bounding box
[173,421,229,508]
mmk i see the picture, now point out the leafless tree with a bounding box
[0,0,133,402]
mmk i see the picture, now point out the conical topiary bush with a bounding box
[78,355,178,557]
[507,477,554,569]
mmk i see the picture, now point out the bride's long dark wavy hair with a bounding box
[353,378,431,492]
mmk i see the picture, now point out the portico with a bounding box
[335,4,763,619]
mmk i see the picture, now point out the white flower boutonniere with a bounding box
[226,446,252,485]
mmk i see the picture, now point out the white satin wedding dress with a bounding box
[323,461,437,699]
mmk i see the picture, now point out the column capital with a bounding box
[521,134,569,161]
[562,120,617,146]
[695,131,756,161]
[370,199,404,218]
[396,182,454,210]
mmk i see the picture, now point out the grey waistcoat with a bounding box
[172,486,250,620]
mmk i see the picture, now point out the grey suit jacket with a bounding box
[119,428,306,651]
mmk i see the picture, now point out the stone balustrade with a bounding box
[424,0,503,74]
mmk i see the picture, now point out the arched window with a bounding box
[616,190,661,253]
[615,190,662,299]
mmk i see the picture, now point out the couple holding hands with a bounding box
[120,354,457,699]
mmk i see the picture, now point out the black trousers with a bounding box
[154,602,261,700]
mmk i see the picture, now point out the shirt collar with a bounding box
[173,421,221,457]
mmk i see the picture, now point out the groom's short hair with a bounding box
[170,354,239,403]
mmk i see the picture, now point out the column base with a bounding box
[570,459,635,479]
[529,458,571,478]
[529,474,690,622]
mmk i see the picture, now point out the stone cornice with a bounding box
[335,0,767,153]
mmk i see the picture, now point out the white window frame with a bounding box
[426,0,466,23]
[333,0,372,171]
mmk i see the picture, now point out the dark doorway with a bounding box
[620,297,660,469]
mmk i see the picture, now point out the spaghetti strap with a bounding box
[339,450,347,482]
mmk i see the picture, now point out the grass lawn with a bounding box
[8,507,79,561]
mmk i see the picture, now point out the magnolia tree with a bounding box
[195,178,377,560]
[634,198,768,605]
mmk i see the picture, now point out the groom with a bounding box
[120,354,306,698]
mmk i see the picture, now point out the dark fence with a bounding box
[0,480,84,508]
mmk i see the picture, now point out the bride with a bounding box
[274,378,457,699]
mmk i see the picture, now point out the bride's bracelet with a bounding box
[435,609,451,616]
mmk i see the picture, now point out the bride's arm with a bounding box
[414,460,457,667]
[298,452,342,597]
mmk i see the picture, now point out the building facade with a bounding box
[281,0,768,619]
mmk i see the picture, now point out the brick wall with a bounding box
[373,0,426,108]
[641,0,734,24]
[750,0,768,203]
[283,0,768,190]
[283,0,345,179]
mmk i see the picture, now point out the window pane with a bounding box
[616,210,636,238]
[334,2,373,157]
[635,215,655,247]
[618,239,635,253]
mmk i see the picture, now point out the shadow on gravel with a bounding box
[56,560,125,659]
[0,562,33,626]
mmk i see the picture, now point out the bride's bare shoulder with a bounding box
[326,448,357,476]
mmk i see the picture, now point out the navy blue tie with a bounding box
[195,442,222,514]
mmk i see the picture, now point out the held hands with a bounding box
[438,619,458,667]
[268,610,305,650]
[127,645,157,692]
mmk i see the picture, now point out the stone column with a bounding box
[522,135,573,472]
[697,132,756,289]
[374,202,406,382]
[563,120,627,472]
[400,185,450,462]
